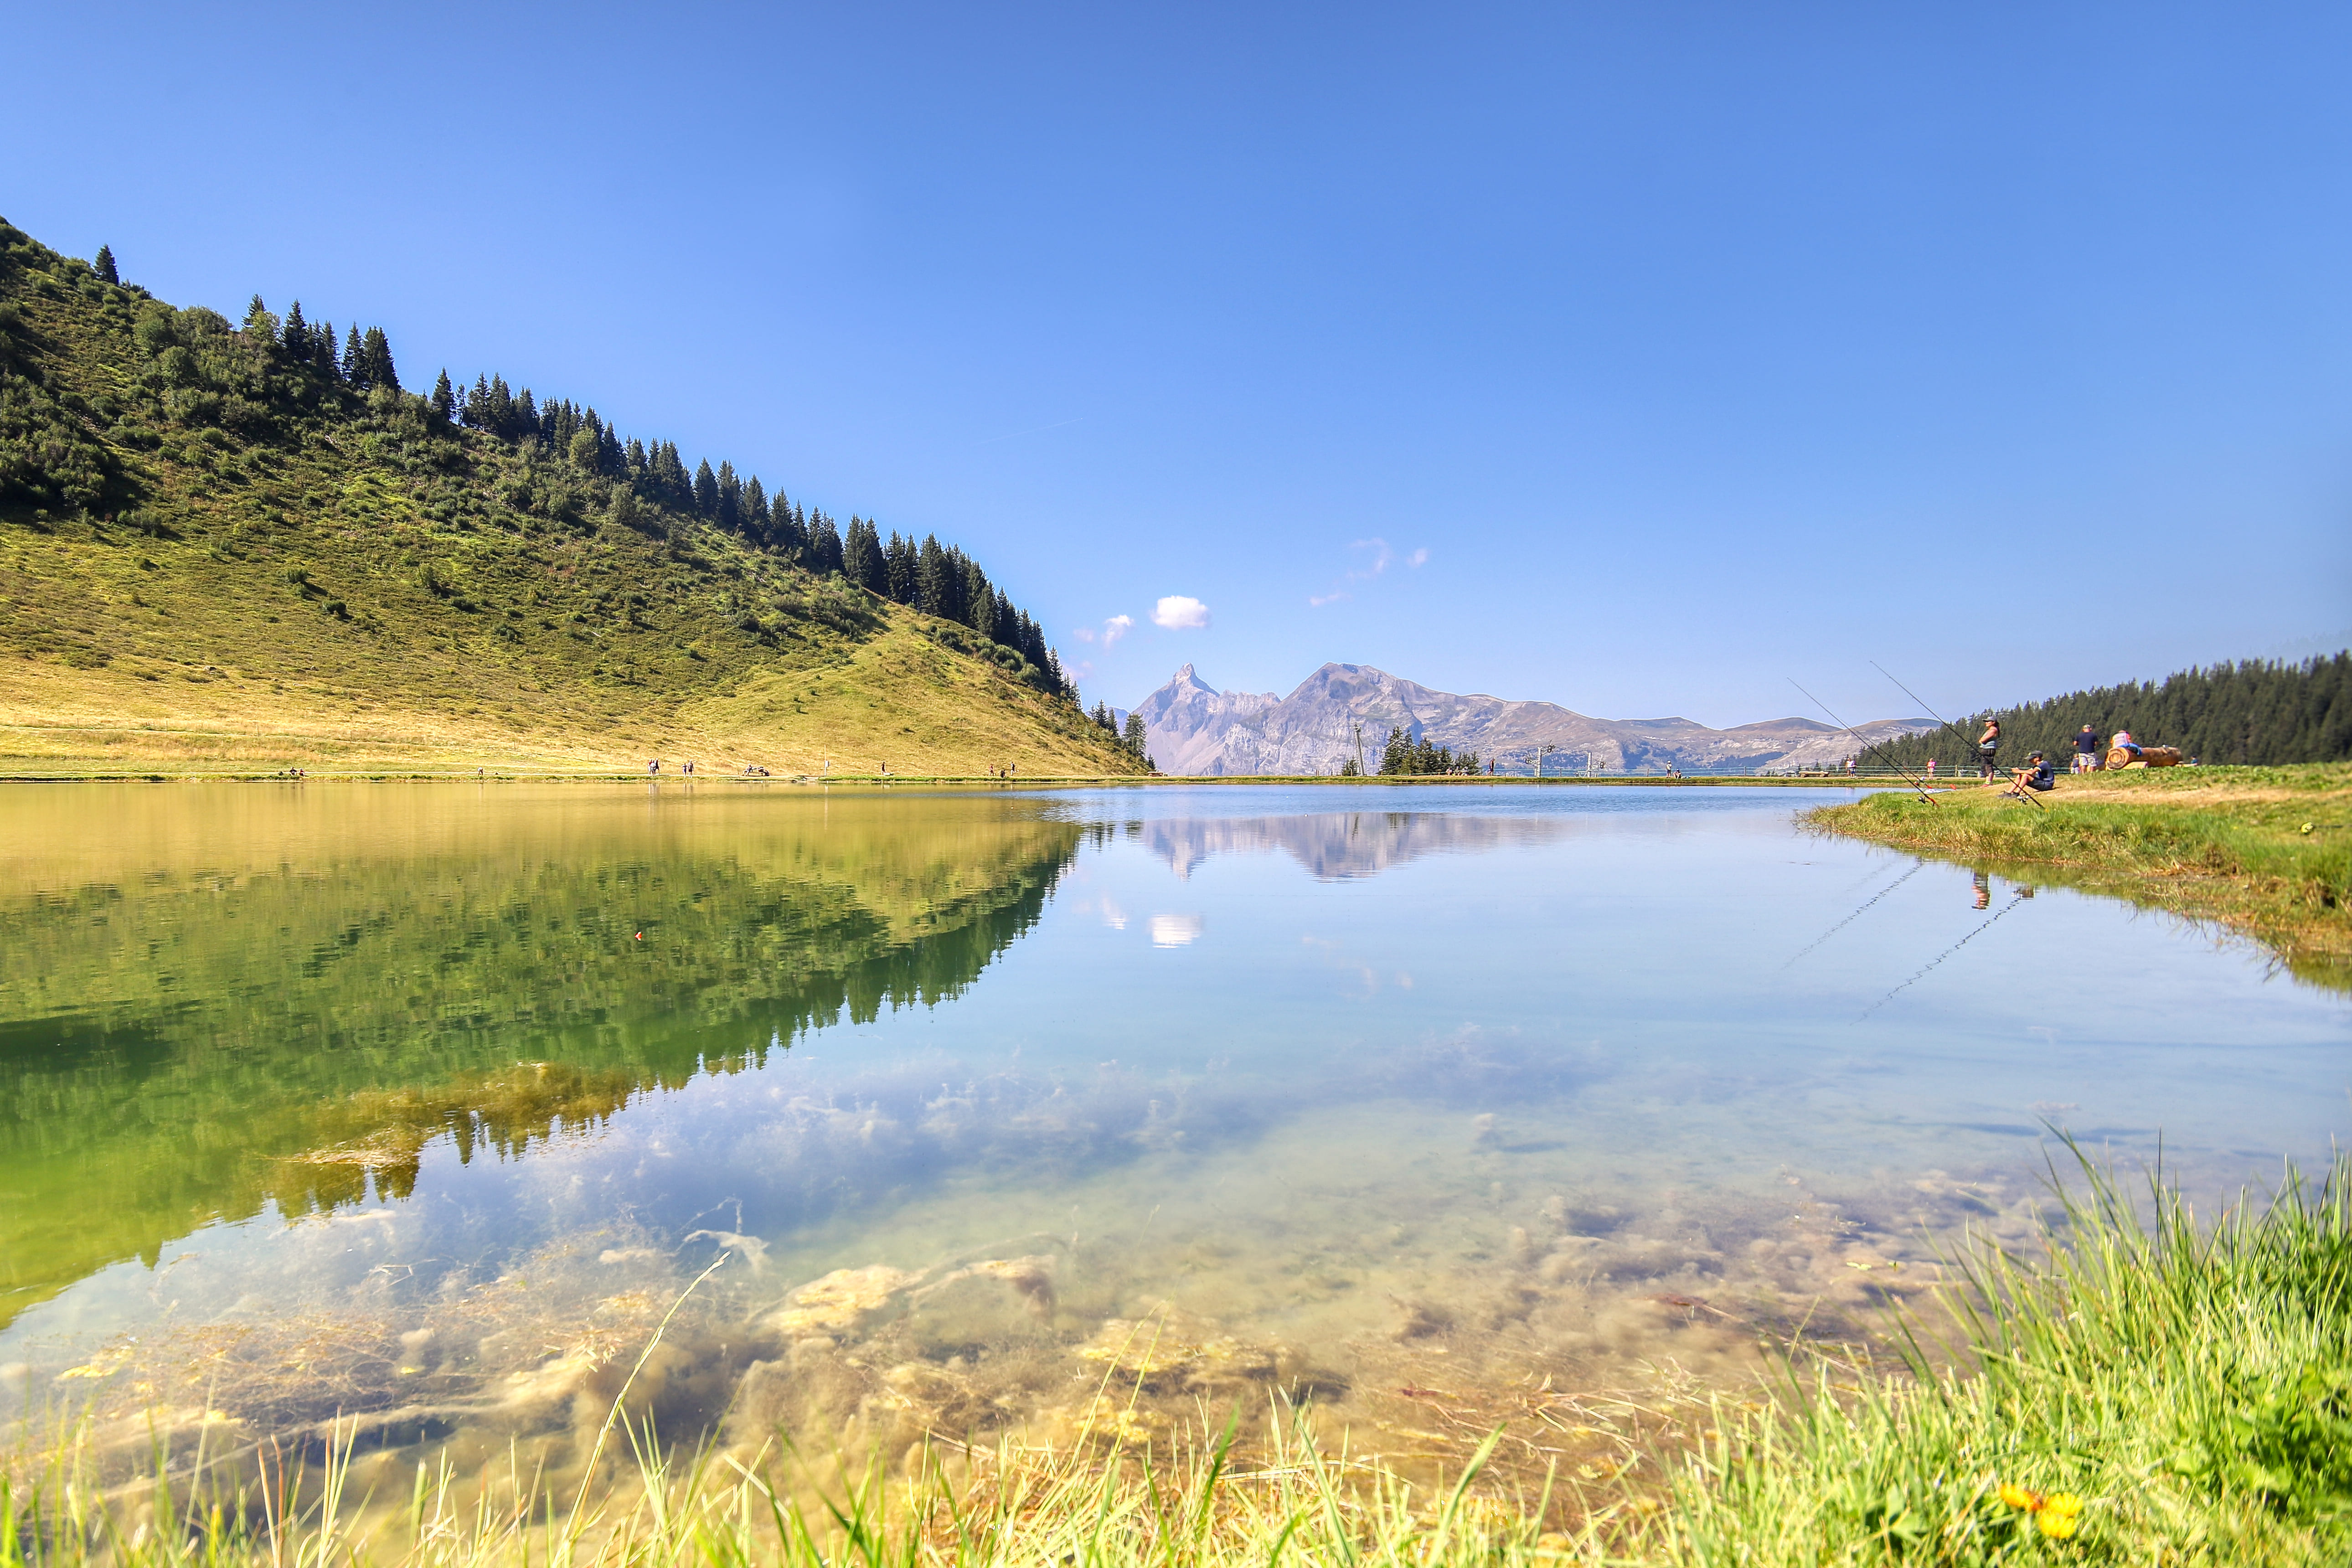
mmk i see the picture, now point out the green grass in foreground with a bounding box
[6,1147,2346,1566]
[1813,763,2352,990]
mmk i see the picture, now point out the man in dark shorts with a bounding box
[2010,751,2055,794]
[2073,724,2101,773]
[1976,717,2001,780]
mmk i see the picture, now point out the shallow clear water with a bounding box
[1,782,2343,1481]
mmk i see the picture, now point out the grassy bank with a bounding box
[8,1149,2345,1566]
[1810,763,2352,990]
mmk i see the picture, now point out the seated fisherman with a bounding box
[2010,751,2056,793]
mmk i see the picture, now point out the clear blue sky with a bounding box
[10,4,2348,725]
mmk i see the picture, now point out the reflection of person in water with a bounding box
[1972,870,1991,910]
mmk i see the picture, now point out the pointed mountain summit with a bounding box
[1131,664,1931,775]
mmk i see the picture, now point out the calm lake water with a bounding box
[1,782,2344,1484]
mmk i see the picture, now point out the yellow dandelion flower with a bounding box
[2043,1492,2084,1518]
[1998,1481,2038,1511]
[2036,1508,2079,1539]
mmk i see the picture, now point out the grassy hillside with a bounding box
[0,220,1140,777]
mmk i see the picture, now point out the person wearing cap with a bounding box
[1975,716,2002,781]
[2011,750,2056,794]
[2072,723,2101,773]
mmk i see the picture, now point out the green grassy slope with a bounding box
[0,220,1140,776]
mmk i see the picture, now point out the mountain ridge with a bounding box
[1134,661,1932,775]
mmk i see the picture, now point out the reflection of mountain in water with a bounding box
[0,791,1080,1331]
[1142,812,1576,881]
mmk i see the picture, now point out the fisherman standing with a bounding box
[1976,716,2002,781]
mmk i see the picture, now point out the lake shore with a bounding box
[1809,762,2352,991]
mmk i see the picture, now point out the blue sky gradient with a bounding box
[10,4,2348,723]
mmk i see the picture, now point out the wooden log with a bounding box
[2106,745,2183,769]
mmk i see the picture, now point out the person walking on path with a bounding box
[1975,716,2002,781]
[2073,724,2102,774]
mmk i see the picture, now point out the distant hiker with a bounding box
[2011,751,2055,794]
[1975,717,2001,780]
[2073,724,2101,774]
[649,759,659,774]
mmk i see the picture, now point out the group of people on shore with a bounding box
[1970,718,2148,795]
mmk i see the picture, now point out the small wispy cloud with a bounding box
[1070,626,1096,644]
[1310,538,1427,606]
[1152,596,1210,630]
[1101,613,1134,649]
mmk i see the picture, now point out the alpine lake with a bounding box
[1,782,2344,1506]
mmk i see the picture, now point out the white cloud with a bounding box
[1150,913,1204,947]
[1101,613,1134,648]
[1408,547,1429,567]
[1152,596,1210,630]
[1349,538,1395,576]
[1312,538,1425,604]
[1308,590,1350,608]
[1070,626,1097,643]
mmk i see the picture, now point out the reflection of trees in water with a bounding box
[1139,812,1578,880]
[0,813,1082,1331]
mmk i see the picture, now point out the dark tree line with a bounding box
[1860,652,2352,771]
[1373,726,1481,775]
[447,369,1070,694]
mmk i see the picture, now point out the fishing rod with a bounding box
[1787,678,1938,802]
[1862,890,2029,1018]
[1781,861,1924,970]
[1871,661,2043,809]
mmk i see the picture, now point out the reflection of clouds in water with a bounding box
[1141,813,1579,881]
[1149,913,1203,947]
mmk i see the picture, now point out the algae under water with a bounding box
[0,782,2342,1497]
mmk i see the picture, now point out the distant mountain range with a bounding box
[1131,663,1934,776]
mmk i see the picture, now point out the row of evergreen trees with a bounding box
[426,369,1069,693]
[1088,704,1155,770]
[1353,726,1482,775]
[1859,652,2352,771]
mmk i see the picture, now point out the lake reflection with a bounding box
[0,783,2343,1486]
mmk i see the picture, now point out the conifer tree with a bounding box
[1123,713,1148,758]
[361,327,398,392]
[884,533,917,603]
[343,325,367,390]
[742,476,768,542]
[808,511,843,575]
[693,459,719,516]
[243,295,278,345]
[961,558,993,634]
[282,301,310,361]
[771,497,806,556]
[717,461,742,531]
[313,321,340,380]
[430,369,454,422]
[93,245,117,284]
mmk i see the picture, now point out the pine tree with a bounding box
[93,245,118,284]
[313,321,340,380]
[885,533,917,603]
[693,459,719,516]
[717,461,742,531]
[282,301,310,361]
[243,295,277,345]
[343,325,366,390]
[961,559,993,634]
[808,511,844,575]
[512,387,538,440]
[1123,713,1147,758]
[430,369,454,422]
[917,534,950,617]
[742,476,768,543]
[361,326,399,392]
